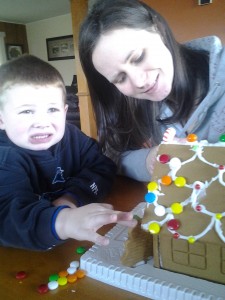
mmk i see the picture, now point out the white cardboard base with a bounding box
[80,203,225,300]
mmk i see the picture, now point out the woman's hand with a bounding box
[55,203,137,246]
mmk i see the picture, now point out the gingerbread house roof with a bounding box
[142,135,225,246]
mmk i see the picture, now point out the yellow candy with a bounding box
[58,276,67,286]
[147,181,158,191]
[188,236,196,244]
[171,202,183,214]
[174,177,186,187]
[148,222,160,234]
[216,213,223,220]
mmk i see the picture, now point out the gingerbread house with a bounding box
[141,134,225,284]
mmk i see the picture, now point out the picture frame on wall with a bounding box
[6,44,23,60]
[46,35,75,61]
[198,0,212,5]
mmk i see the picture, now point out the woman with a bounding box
[79,0,225,181]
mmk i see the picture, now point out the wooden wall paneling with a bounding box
[0,21,29,54]
[70,0,97,139]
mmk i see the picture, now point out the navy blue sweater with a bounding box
[0,123,117,250]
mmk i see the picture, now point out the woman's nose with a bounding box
[130,69,146,88]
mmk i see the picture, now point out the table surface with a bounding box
[0,176,148,300]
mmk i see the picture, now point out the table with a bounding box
[0,176,148,300]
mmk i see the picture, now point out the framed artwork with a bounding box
[6,44,23,60]
[46,35,75,61]
[198,0,212,4]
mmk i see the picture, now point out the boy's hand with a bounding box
[52,194,77,208]
[55,203,137,246]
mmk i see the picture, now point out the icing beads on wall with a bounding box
[143,133,225,244]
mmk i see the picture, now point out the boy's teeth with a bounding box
[34,135,48,139]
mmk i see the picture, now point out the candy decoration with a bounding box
[173,232,180,239]
[37,284,49,294]
[147,181,158,191]
[48,281,59,290]
[161,175,172,186]
[15,271,27,280]
[219,134,225,142]
[67,274,78,283]
[70,260,80,268]
[76,246,86,254]
[188,236,196,244]
[171,202,183,214]
[75,269,86,279]
[163,127,176,142]
[167,219,181,230]
[154,205,166,217]
[58,270,68,277]
[216,213,222,220]
[187,133,197,142]
[195,183,201,190]
[58,277,68,286]
[67,267,77,275]
[174,176,186,187]
[148,222,160,234]
[49,274,59,282]
[159,154,170,164]
[192,145,199,151]
[195,205,202,212]
[144,192,156,203]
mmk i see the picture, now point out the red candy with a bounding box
[15,271,27,280]
[195,205,202,212]
[167,219,180,231]
[173,232,180,239]
[37,284,49,294]
[195,184,201,190]
[159,154,170,164]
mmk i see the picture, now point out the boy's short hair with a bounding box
[0,54,66,108]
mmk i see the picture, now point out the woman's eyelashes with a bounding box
[132,50,145,64]
[114,73,126,84]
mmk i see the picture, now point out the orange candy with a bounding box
[161,175,172,186]
[67,274,78,283]
[75,269,86,278]
[58,270,68,277]
[187,133,197,142]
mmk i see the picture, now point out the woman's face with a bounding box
[92,28,174,101]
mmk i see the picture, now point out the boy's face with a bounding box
[0,85,68,150]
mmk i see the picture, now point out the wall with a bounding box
[26,14,76,85]
[143,0,225,44]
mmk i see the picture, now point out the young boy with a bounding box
[0,55,136,251]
